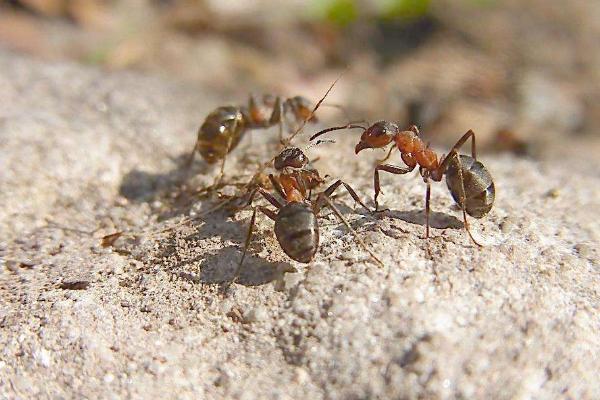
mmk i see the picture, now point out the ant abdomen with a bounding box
[196,106,246,164]
[274,202,319,263]
[446,155,495,219]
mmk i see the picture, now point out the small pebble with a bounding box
[499,217,516,234]
[214,369,233,388]
[219,299,233,315]
[283,273,304,291]
[59,279,90,290]
[103,373,115,384]
[574,243,594,259]
[140,304,152,313]
[293,367,310,385]
[34,348,51,368]
[243,306,268,323]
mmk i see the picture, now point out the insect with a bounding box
[231,146,383,284]
[187,94,318,187]
[310,123,495,245]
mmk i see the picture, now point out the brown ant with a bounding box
[231,146,383,284]
[310,123,495,246]
[187,94,318,187]
[154,76,343,232]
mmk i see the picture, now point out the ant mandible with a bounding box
[231,146,383,285]
[310,122,495,246]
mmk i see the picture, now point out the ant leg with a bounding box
[286,73,344,145]
[376,145,395,165]
[213,151,228,188]
[268,96,284,144]
[257,186,284,209]
[315,193,384,268]
[425,178,431,239]
[448,129,476,159]
[257,205,277,221]
[460,129,477,159]
[373,164,414,211]
[186,142,197,170]
[320,180,370,211]
[234,206,258,284]
[268,174,287,200]
[432,130,477,181]
[232,199,280,287]
[453,153,482,246]
[212,131,237,188]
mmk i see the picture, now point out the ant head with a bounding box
[355,121,399,154]
[274,147,309,170]
[288,96,317,123]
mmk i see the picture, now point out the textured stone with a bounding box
[1,50,599,399]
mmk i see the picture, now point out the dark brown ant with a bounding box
[231,146,383,284]
[187,94,318,187]
[159,76,343,230]
[310,123,495,246]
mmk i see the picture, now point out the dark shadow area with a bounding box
[119,169,175,202]
[198,246,291,286]
[119,153,198,202]
[380,208,464,230]
[118,152,250,222]
[117,148,297,288]
[156,208,295,288]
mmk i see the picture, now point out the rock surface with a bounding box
[1,50,599,399]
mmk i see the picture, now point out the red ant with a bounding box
[231,146,383,285]
[310,122,495,245]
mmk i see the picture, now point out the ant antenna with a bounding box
[242,73,346,192]
[309,123,367,141]
[304,139,336,152]
[284,70,346,146]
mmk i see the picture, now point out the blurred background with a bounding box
[1,0,598,156]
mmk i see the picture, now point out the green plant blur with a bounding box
[312,0,432,26]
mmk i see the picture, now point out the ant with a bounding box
[231,146,383,285]
[310,123,495,246]
[187,94,318,187]
[153,75,343,234]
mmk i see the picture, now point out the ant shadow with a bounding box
[321,201,463,240]
[323,199,463,230]
[119,153,294,288]
[118,153,239,221]
[175,246,292,286]
[155,199,295,288]
[378,208,463,230]
[119,154,192,202]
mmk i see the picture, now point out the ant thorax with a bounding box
[286,96,315,123]
[394,129,421,153]
[247,95,275,127]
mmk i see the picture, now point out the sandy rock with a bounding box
[1,50,599,399]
